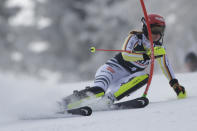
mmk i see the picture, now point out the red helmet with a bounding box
[142,14,166,40]
[148,14,165,26]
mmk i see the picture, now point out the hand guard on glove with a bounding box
[169,79,186,99]
[147,46,166,56]
[143,46,166,61]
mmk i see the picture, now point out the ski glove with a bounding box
[169,79,186,99]
[146,46,166,57]
[143,46,166,61]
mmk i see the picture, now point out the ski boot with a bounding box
[62,86,105,110]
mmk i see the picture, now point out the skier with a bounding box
[184,52,197,72]
[64,14,186,110]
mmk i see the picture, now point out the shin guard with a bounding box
[114,74,149,100]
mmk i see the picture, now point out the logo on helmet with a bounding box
[155,17,165,22]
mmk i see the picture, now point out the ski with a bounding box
[113,97,149,109]
[59,97,148,117]
[67,106,92,116]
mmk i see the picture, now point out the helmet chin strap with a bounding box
[154,33,162,42]
[153,35,164,46]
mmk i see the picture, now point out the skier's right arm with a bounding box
[121,34,166,62]
[121,34,145,61]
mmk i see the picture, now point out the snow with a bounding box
[7,0,35,26]
[0,72,197,131]
[28,41,49,53]
[10,52,23,62]
[37,17,52,29]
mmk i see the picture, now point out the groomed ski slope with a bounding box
[0,72,197,131]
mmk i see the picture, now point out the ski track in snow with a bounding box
[0,72,197,131]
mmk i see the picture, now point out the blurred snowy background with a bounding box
[0,0,197,82]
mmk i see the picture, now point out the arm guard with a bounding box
[121,33,145,62]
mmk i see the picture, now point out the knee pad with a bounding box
[114,74,149,100]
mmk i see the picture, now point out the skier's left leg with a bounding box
[114,74,148,100]
[63,63,129,109]
[107,72,149,101]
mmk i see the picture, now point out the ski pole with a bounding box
[90,46,131,54]
[139,0,155,97]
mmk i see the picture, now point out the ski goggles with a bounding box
[151,26,165,35]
